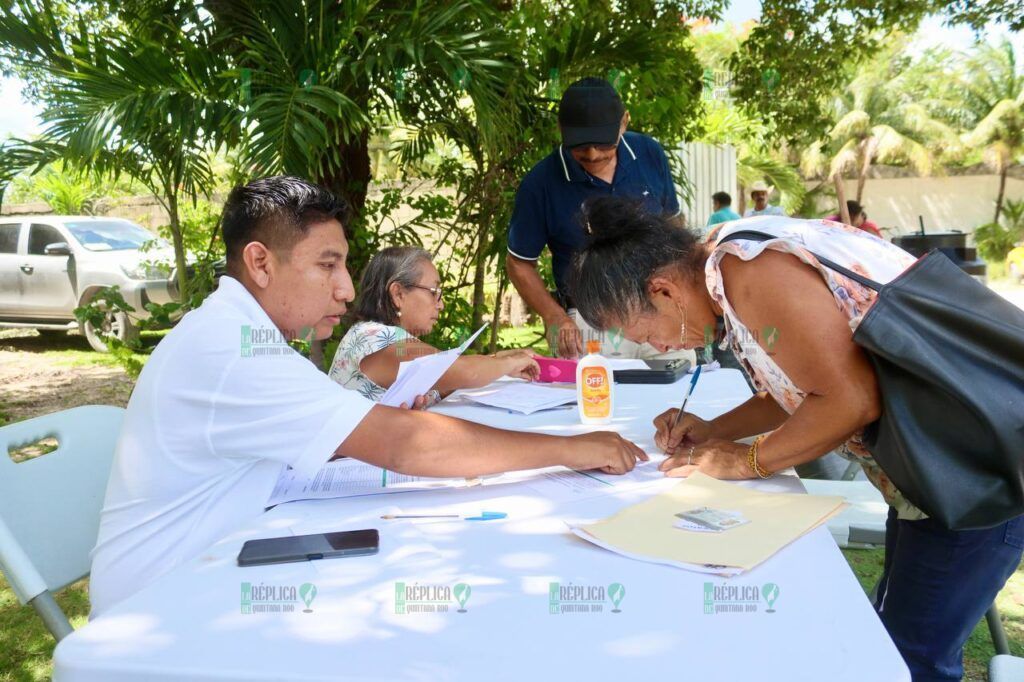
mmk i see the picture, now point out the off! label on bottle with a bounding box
[581,367,611,418]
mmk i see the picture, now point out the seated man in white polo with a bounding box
[88,175,646,617]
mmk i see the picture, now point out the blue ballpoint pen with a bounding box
[667,365,702,455]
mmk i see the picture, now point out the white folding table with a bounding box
[53,369,910,681]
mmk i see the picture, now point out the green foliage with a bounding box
[728,1,1024,144]
[72,284,179,376]
[72,285,135,330]
[0,0,237,303]
[975,198,1024,262]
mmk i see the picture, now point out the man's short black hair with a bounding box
[221,175,352,276]
[712,191,732,206]
[846,200,864,219]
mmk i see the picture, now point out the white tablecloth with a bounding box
[53,369,909,681]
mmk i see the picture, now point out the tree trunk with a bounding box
[856,157,870,204]
[167,191,189,308]
[470,223,489,350]
[995,165,1008,224]
[488,268,509,354]
[317,127,372,274]
[834,174,851,226]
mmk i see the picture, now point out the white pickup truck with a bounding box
[0,215,182,351]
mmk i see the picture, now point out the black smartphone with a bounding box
[237,528,380,567]
[613,359,692,384]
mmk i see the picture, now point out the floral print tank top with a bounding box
[705,216,926,520]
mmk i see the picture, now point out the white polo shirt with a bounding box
[89,276,375,617]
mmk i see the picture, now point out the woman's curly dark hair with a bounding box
[568,196,705,330]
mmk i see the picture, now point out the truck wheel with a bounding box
[81,309,138,353]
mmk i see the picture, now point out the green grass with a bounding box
[840,548,1024,681]
[498,322,548,353]
[0,576,88,682]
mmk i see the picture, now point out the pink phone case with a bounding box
[534,355,578,383]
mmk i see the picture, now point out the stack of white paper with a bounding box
[457,382,577,414]
[380,324,488,407]
[268,458,468,506]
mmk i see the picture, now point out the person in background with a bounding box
[707,191,740,226]
[330,246,539,402]
[743,180,786,217]
[505,76,692,365]
[828,200,883,239]
[89,176,646,617]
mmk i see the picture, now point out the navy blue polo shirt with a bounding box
[507,131,680,304]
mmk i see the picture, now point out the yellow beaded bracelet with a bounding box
[747,435,772,479]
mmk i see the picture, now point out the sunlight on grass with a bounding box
[0,575,89,682]
[842,548,1024,681]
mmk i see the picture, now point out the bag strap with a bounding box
[718,229,884,292]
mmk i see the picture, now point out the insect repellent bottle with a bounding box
[577,340,613,425]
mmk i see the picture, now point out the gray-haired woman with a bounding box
[329,246,539,403]
[567,195,1023,682]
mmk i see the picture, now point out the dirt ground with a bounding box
[0,329,136,426]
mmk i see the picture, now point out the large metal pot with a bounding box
[892,231,987,278]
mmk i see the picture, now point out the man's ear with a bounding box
[620,111,630,135]
[241,241,274,289]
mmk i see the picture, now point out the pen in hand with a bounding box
[666,365,702,456]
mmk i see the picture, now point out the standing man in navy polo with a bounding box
[506,77,692,362]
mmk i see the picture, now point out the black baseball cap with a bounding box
[558,78,625,148]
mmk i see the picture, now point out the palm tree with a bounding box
[801,52,959,203]
[0,2,235,301]
[957,39,1024,223]
[205,0,517,269]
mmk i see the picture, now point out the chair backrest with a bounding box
[0,405,124,604]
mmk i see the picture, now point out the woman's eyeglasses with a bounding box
[409,284,444,302]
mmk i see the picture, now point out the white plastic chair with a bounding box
[990,654,1024,681]
[0,405,124,640]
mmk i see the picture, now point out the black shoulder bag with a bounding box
[721,230,1024,530]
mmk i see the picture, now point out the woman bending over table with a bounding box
[566,195,1023,682]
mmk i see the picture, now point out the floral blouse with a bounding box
[329,321,415,402]
[705,216,926,520]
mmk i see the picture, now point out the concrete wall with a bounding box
[817,174,1024,239]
